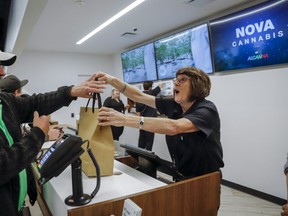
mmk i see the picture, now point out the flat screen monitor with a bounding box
[154,23,213,80]
[120,143,183,180]
[121,43,158,84]
[209,0,288,72]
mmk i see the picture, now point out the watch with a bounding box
[139,116,144,130]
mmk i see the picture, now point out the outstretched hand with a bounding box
[32,111,50,136]
[98,107,125,127]
[96,72,114,84]
[70,74,106,98]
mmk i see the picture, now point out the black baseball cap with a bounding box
[0,75,28,93]
[0,50,17,66]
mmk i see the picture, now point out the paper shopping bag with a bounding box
[78,92,114,176]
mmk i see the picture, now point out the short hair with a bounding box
[176,66,211,101]
[143,81,153,90]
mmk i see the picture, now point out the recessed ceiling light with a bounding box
[76,0,146,45]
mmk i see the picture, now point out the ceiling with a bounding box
[10,0,266,56]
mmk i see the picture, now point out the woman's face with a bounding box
[112,89,120,98]
[173,75,191,104]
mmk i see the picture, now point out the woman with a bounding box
[103,89,125,140]
[97,66,224,179]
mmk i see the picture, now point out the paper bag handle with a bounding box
[85,78,102,113]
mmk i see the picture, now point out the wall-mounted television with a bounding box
[154,23,213,80]
[209,0,288,73]
[121,43,157,84]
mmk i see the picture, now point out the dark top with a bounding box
[103,97,125,140]
[156,97,224,178]
[136,86,161,117]
[103,97,125,114]
[0,86,75,216]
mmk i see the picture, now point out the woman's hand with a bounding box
[70,73,106,98]
[98,107,126,127]
[96,71,114,84]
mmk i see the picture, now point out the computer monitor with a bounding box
[120,143,183,181]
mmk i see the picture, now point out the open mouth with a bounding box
[174,89,179,94]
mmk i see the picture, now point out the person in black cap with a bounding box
[0,75,28,95]
[0,50,17,78]
[0,74,63,141]
[0,50,106,216]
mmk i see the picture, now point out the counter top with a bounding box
[42,160,166,215]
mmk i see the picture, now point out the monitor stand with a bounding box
[65,158,91,206]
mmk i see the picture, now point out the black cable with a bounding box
[87,148,101,198]
[82,140,89,149]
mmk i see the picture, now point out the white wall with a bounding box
[10,50,113,127]
[11,49,288,200]
[209,67,288,200]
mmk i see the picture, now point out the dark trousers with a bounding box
[111,126,124,141]
[138,130,155,151]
